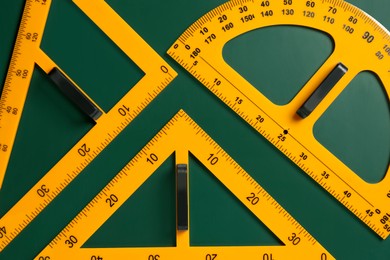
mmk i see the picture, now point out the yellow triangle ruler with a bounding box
[167,0,390,238]
[0,0,176,251]
[35,110,334,260]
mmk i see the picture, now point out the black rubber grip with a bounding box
[48,67,102,120]
[297,63,348,118]
[177,164,188,231]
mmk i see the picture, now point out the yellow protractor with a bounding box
[0,0,176,251]
[35,110,334,260]
[167,0,390,238]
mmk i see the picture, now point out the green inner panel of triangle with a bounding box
[41,0,145,112]
[83,155,176,247]
[83,153,282,247]
[189,154,281,246]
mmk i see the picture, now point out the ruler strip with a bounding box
[0,0,51,188]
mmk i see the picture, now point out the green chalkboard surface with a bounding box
[0,0,389,259]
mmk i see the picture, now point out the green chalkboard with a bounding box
[0,0,389,259]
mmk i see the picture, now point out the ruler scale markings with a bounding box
[168,0,390,238]
[287,132,375,207]
[199,55,287,130]
[0,0,50,188]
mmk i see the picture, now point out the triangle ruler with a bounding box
[0,0,176,251]
[167,0,390,238]
[35,110,334,260]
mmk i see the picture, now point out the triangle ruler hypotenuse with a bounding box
[168,0,390,239]
[0,0,176,251]
[35,110,335,260]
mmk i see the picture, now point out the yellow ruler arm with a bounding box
[0,0,51,188]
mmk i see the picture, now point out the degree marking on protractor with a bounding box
[0,0,176,251]
[168,0,390,238]
[35,110,334,260]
